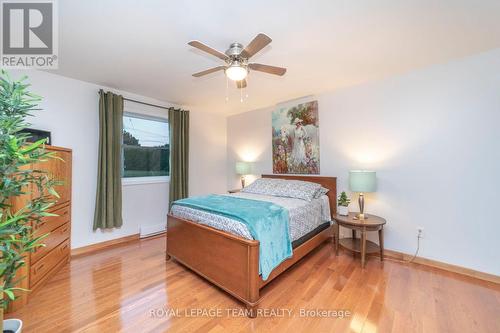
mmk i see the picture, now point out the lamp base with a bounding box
[353,213,369,220]
[241,176,246,188]
[356,193,367,220]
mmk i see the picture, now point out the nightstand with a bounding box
[333,212,386,268]
[227,188,241,194]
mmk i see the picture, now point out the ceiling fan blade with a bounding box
[249,63,286,76]
[241,33,272,58]
[188,40,227,60]
[192,66,225,77]
[236,79,247,89]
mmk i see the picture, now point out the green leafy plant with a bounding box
[0,70,59,329]
[337,191,351,207]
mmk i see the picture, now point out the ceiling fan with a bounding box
[189,33,286,88]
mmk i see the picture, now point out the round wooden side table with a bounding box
[333,213,386,268]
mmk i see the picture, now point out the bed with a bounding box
[166,175,337,317]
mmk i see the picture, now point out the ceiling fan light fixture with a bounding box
[189,34,286,89]
[225,64,248,81]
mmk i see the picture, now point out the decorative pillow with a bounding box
[313,187,330,199]
[241,178,322,201]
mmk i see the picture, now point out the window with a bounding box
[122,113,169,179]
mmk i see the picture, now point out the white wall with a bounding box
[227,48,500,276]
[9,70,226,249]
[189,108,227,196]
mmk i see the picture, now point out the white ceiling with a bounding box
[53,0,500,115]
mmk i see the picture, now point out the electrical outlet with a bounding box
[417,227,424,238]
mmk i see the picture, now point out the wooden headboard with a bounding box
[261,174,337,217]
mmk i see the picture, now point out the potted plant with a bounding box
[337,191,350,216]
[1,71,59,333]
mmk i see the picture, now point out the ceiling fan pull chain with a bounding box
[225,75,229,102]
[245,76,249,99]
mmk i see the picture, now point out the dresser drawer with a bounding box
[30,239,70,287]
[32,204,70,237]
[31,222,70,263]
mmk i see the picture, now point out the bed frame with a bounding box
[166,174,337,317]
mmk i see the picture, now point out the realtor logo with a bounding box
[1,0,58,68]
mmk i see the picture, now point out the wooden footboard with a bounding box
[166,214,261,312]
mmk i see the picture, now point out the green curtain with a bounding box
[93,90,123,230]
[168,108,189,208]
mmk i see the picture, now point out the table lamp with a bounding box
[235,161,252,188]
[349,170,376,220]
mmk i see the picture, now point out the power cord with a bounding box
[407,230,422,263]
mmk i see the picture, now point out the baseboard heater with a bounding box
[140,223,166,238]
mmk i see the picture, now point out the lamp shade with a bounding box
[235,161,252,175]
[349,170,376,193]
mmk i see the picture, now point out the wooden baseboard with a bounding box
[383,249,500,284]
[71,233,140,257]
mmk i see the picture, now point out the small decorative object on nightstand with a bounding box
[235,161,252,188]
[349,170,376,220]
[337,191,350,216]
[333,212,386,268]
[227,188,241,194]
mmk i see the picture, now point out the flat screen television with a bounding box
[19,128,52,145]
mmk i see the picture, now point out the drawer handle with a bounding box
[61,244,69,251]
[36,263,45,273]
[61,227,69,234]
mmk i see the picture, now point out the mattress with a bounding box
[170,192,331,242]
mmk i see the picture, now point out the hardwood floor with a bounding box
[7,235,500,333]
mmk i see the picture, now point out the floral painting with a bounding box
[272,100,319,174]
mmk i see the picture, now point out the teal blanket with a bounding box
[173,194,292,280]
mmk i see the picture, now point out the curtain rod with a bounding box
[98,90,181,111]
[123,97,172,111]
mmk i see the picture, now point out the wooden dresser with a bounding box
[9,145,72,311]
